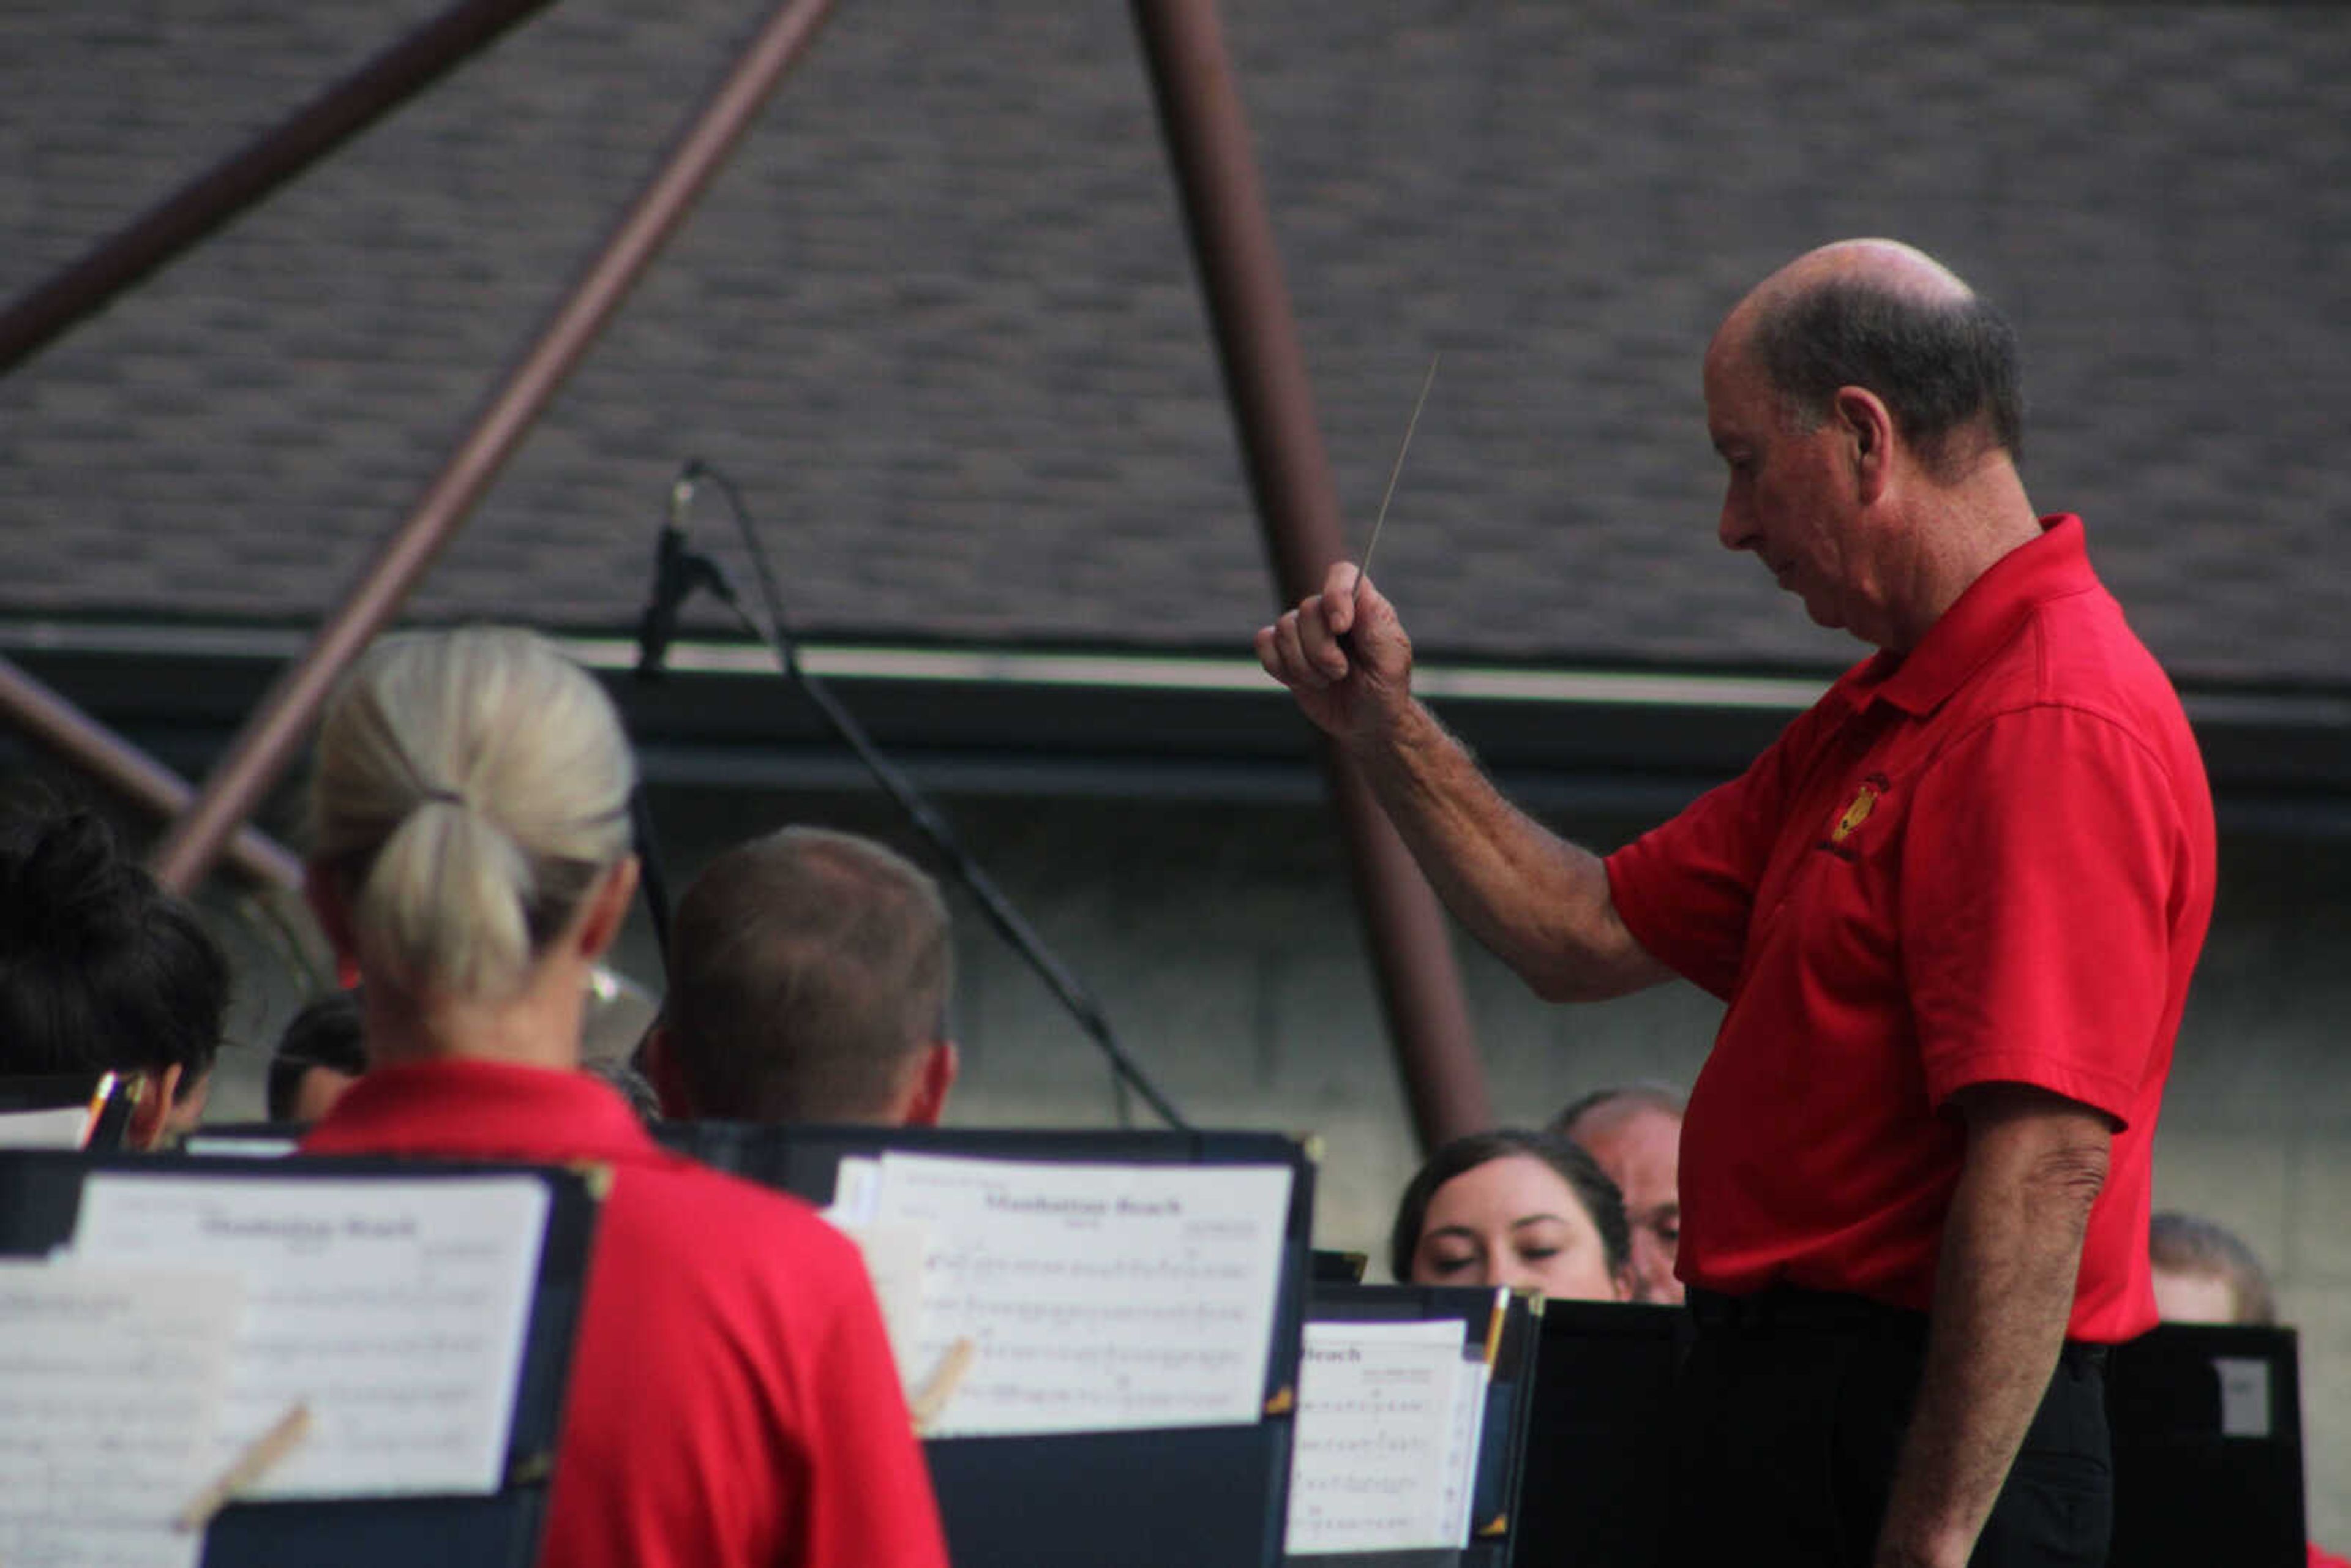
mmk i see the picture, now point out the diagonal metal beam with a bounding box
[1131,0,1491,1152]
[0,654,301,890]
[151,0,840,894]
[0,0,561,378]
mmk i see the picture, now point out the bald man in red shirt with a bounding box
[1258,239,2215,1568]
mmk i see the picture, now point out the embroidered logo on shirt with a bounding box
[1820,773,1892,860]
[1832,782,1879,843]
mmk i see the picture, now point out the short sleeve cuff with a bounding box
[1920,1050,2142,1131]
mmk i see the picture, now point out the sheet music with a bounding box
[0,1103,96,1150]
[1285,1319,1471,1555]
[827,1155,882,1226]
[823,1214,930,1379]
[867,1152,1292,1437]
[1438,1356,1491,1541]
[822,1161,930,1374]
[0,1259,242,1568]
[178,1134,298,1159]
[70,1172,550,1498]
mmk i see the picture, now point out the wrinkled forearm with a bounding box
[1875,1100,2109,1567]
[1353,697,1666,1002]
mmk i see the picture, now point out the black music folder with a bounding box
[1285,1281,1541,1568]
[1312,1249,1371,1285]
[1510,1299,1684,1568]
[2108,1321,2308,1567]
[0,1149,598,1568]
[662,1121,1316,1568]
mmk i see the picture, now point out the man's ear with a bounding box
[124,1063,185,1152]
[899,1040,958,1128]
[1833,385,1897,505]
[163,1069,212,1141]
[639,1023,695,1120]
[576,857,640,961]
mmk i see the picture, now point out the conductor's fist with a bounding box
[1253,562,1414,746]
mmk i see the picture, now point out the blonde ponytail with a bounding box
[311,627,635,1002]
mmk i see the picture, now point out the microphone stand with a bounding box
[649,462,1190,1132]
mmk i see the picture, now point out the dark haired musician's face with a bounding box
[1410,1154,1629,1303]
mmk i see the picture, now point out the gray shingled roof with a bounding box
[1,1,2345,683]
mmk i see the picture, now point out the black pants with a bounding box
[1663,1289,2112,1567]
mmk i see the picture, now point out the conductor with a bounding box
[1256,239,2214,1568]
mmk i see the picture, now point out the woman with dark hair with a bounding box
[0,805,228,1147]
[1390,1128,1636,1302]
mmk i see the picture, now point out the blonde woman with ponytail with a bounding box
[301,627,946,1568]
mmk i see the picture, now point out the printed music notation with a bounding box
[0,1103,98,1151]
[70,1172,550,1499]
[0,1259,242,1568]
[859,1153,1293,1439]
[1285,1318,1487,1556]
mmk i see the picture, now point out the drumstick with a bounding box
[1359,351,1440,578]
[909,1337,977,1433]
[175,1402,312,1531]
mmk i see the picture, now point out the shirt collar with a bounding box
[300,1057,658,1166]
[1864,514,2098,718]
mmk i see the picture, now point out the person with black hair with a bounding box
[0,805,228,1149]
[266,989,366,1125]
[1258,239,2216,1568]
[1390,1128,1633,1302]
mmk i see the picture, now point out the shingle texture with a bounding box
[1,1,2345,682]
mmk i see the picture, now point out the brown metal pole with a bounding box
[151,0,839,895]
[0,0,560,378]
[0,655,301,891]
[1130,0,1491,1150]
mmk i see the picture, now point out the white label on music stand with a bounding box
[2213,1355,2271,1439]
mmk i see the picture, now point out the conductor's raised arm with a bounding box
[1254,562,1669,1004]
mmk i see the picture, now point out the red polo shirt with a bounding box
[1607,516,2214,1342]
[302,1059,948,1568]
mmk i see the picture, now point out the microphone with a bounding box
[634,466,702,680]
[659,460,1192,1131]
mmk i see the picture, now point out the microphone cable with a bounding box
[669,462,1187,1133]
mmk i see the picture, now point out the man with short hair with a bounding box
[643,826,958,1127]
[2147,1210,2276,1327]
[1258,239,2215,1567]
[1553,1084,1684,1305]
